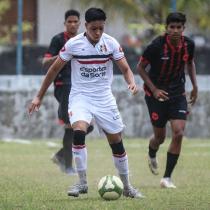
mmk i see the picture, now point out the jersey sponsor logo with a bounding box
[161,56,169,60]
[80,66,106,79]
[151,112,159,121]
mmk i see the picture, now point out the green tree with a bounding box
[0,0,32,45]
[80,0,210,33]
[0,0,10,20]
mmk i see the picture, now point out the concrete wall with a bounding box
[0,76,210,139]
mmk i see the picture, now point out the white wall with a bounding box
[37,0,126,45]
[0,75,210,139]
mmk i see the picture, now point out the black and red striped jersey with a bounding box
[44,32,71,85]
[140,33,195,97]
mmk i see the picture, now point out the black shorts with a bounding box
[54,85,71,124]
[145,94,187,128]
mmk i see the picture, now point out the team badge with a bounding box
[99,44,107,53]
[151,112,159,121]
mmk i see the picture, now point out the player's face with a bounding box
[85,20,105,44]
[64,16,80,36]
[166,22,185,41]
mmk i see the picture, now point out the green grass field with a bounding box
[0,138,210,210]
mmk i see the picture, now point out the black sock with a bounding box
[163,152,179,178]
[149,146,158,158]
[63,128,74,168]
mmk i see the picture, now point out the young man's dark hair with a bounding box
[166,12,186,25]
[65,9,80,20]
[85,7,106,22]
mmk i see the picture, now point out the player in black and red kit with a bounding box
[137,12,198,188]
[42,10,93,174]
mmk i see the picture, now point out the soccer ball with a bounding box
[98,175,123,200]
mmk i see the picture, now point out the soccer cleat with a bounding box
[67,183,88,197]
[87,125,94,135]
[148,156,159,175]
[123,186,144,198]
[51,153,66,173]
[160,177,176,189]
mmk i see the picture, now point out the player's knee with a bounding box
[173,129,184,141]
[109,141,126,156]
[73,130,86,146]
[154,134,166,144]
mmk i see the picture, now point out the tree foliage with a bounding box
[0,0,10,20]
[0,0,32,45]
[80,0,210,33]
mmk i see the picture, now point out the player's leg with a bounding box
[95,102,143,198]
[54,85,76,173]
[145,95,168,175]
[67,96,92,197]
[160,119,186,188]
[161,95,187,188]
[148,126,166,175]
[67,121,89,197]
[62,124,75,174]
[105,132,144,198]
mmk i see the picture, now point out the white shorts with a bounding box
[68,94,124,134]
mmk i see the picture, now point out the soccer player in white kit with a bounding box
[28,7,143,198]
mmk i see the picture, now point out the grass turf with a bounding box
[0,138,210,210]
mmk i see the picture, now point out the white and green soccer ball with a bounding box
[98,175,123,200]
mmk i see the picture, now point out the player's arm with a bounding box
[28,57,67,114]
[137,60,169,101]
[115,58,138,95]
[42,55,58,68]
[42,36,61,69]
[186,59,198,105]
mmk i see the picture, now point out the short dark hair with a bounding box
[85,7,106,23]
[166,12,186,25]
[65,9,80,21]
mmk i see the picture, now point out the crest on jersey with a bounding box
[99,44,107,53]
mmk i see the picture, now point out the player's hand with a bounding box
[28,96,41,115]
[189,86,198,105]
[153,88,169,101]
[128,83,138,95]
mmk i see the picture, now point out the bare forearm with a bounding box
[187,61,198,89]
[137,63,156,92]
[42,56,58,68]
[37,58,65,100]
[123,69,135,85]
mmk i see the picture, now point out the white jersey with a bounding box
[59,32,124,103]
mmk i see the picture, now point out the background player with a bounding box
[137,12,198,188]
